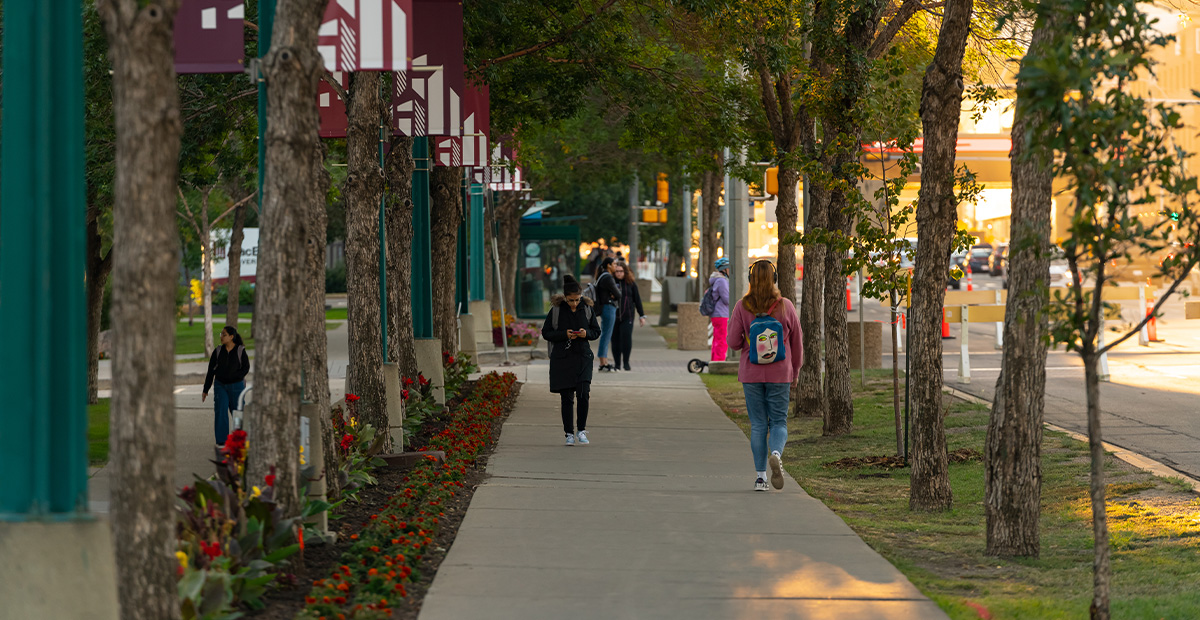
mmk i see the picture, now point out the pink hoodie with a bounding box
[726,297,804,384]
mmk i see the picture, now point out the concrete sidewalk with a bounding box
[418,326,946,619]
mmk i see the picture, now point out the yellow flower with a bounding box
[300,456,307,465]
[251,486,262,498]
[349,417,357,428]
[176,551,188,570]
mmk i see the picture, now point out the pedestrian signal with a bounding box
[656,173,670,204]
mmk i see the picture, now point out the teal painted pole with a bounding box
[0,0,88,518]
[469,183,486,300]
[378,91,389,362]
[256,0,276,211]
[456,209,469,310]
[411,138,434,339]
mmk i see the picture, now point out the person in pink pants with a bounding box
[709,257,731,361]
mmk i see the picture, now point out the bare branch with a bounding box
[476,0,619,69]
[322,69,350,103]
[869,0,927,59]
[211,191,258,228]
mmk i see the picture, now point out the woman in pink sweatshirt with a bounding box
[726,259,804,491]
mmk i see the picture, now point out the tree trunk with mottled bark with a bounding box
[86,205,112,405]
[343,71,387,435]
[495,194,524,313]
[700,166,722,291]
[822,186,853,435]
[1083,350,1111,619]
[249,0,327,518]
[226,201,246,328]
[306,141,339,498]
[908,0,974,512]
[96,0,183,617]
[775,166,800,304]
[431,166,463,353]
[386,135,419,379]
[201,193,214,354]
[795,182,827,417]
[985,18,1055,558]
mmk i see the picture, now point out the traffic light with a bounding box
[641,207,668,223]
[656,173,670,204]
[765,167,779,195]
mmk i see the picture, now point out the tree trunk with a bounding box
[775,166,801,304]
[96,0,184,617]
[822,188,853,435]
[700,165,722,290]
[249,0,327,518]
[386,135,419,379]
[495,194,524,313]
[226,201,246,328]
[908,0,974,512]
[431,166,463,353]
[201,195,214,354]
[1083,350,1111,620]
[306,140,339,498]
[891,294,903,455]
[795,182,827,417]
[343,71,387,435]
[86,205,112,405]
[985,18,1055,558]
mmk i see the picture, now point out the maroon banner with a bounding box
[174,0,246,74]
[320,0,413,72]
[318,72,350,138]
[392,0,465,140]
[461,79,489,167]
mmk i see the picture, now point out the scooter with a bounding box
[686,359,708,374]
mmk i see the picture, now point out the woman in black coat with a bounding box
[610,261,646,371]
[541,275,602,446]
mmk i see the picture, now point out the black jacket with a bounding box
[541,296,602,393]
[203,344,250,394]
[595,271,622,306]
[616,280,645,322]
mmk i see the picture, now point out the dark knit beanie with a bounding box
[563,274,581,294]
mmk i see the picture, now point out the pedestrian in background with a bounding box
[202,325,251,448]
[593,256,623,371]
[727,260,803,491]
[708,257,731,361]
[542,275,601,446]
[611,261,646,371]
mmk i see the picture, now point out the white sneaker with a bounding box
[577,430,590,445]
[565,433,575,446]
[769,452,784,490]
[754,477,769,492]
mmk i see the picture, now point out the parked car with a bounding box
[989,244,1009,279]
[967,245,993,274]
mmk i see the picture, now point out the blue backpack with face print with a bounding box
[747,300,786,365]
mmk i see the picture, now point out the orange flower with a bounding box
[368,568,378,576]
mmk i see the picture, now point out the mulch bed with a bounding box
[823,448,982,471]
[247,379,521,620]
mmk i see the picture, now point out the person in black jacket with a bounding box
[542,275,602,446]
[593,256,623,371]
[610,261,646,371]
[202,325,251,447]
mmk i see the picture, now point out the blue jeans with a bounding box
[742,383,790,471]
[212,380,245,445]
[598,303,617,358]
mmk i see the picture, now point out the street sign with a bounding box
[319,0,414,72]
[392,0,465,140]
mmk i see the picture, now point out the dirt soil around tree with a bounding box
[248,380,520,620]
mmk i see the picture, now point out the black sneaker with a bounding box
[623,363,631,371]
[754,477,769,492]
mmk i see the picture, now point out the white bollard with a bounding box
[1098,315,1111,382]
[958,305,971,384]
[994,290,1004,349]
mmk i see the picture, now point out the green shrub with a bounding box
[213,281,256,306]
[325,263,347,294]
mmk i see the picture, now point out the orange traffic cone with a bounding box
[966,263,974,292]
[1146,295,1159,342]
[941,308,952,339]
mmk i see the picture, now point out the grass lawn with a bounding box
[88,399,110,466]
[325,307,347,321]
[702,370,1200,619]
[175,321,341,356]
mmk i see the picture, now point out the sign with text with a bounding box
[319,0,413,72]
[175,0,246,73]
[210,228,259,282]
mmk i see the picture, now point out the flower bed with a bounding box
[298,371,519,619]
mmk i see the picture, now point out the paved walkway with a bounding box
[418,326,946,620]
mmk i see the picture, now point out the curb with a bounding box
[943,385,1200,493]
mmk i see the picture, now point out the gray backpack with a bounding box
[545,304,594,356]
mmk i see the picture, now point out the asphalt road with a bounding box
[847,271,1200,481]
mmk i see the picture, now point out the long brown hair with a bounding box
[614,261,636,285]
[742,260,781,314]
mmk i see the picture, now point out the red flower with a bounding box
[402,389,410,400]
[340,434,354,450]
[264,474,275,487]
[199,540,222,560]
[447,356,456,365]
[418,374,430,386]
[346,394,361,402]
[403,377,414,386]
